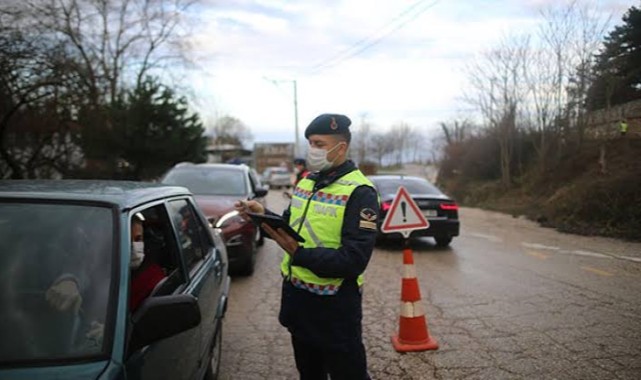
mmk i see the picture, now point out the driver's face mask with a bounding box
[130,241,145,269]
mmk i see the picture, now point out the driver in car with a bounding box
[46,214,165,345]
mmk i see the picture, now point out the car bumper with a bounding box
[380,218,460,238]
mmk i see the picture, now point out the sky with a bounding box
[181,0,631,146]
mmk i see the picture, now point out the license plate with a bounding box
[423,209,437,217]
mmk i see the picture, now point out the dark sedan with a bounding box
[161,163,268,275]
[369,174,460,246]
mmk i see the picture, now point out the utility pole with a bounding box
[293,80,299,157]
[264,77,300,157]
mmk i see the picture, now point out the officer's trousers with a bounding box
[291,334,370,380]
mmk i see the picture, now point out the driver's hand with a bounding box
[46,279,82,313]
[234,200,264,220]
[86,321,104,347]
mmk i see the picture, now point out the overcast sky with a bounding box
[181,0,630,145]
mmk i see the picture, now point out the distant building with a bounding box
[206,144,252,164]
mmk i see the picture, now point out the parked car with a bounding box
[161,163,268,275]
[0,180,230,380]
[368,175,460,247]
[261,166,292,189]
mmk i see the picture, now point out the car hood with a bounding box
[193,195,241,217]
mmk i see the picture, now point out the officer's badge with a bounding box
[330,117,338,130]
[359,208,378,230]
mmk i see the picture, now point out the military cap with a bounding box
[304,113,352,142]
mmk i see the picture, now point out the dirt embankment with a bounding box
[439,138,641,241]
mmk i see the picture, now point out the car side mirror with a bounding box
[128,294,201,353]
[254,187,268,198]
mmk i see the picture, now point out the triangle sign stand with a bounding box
[381,186,430,238]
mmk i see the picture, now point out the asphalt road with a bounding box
[219,189,641,380]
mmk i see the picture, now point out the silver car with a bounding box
[261,167,292,189]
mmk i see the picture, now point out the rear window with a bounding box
[0,201,115,365]
[373,177,442,196]
[162,167,247,196]
[266,167,289,175]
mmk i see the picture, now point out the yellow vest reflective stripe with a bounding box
[281,169,375,295]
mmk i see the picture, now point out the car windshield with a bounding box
[271,168,289,175]
[163,167,247,196]
[0,201,114,364]
[373,177,442,196]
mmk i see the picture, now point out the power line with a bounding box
[309,0,440,74]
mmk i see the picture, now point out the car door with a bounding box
[124,201,202,380]
[167,197,225,374]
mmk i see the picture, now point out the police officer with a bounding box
[236,113,379,380]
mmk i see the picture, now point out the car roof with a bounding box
[368,174,427,182]
[0,180,191,210]
[170,162,249,172]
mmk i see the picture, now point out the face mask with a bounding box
[306,143,343,172]
[130,241,145,269]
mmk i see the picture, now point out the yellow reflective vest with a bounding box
[281,169,375,295]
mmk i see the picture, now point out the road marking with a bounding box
[522,242,560,251]
[619,256,641,263]
[525,250,549,260]
[571,250,611,259]
[469,232,503,243]
[581,266,614,277]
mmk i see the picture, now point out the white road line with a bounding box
[521,242,641,263]
[619,256,641,263]
[468,232,503,243]
[522,242,560,251]
[571,250,612,259]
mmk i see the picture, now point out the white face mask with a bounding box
[130,241,145,269]
[306,143,343,172]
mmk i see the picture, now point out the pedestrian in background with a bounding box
[292,157,310,187]
[235,113,379,380]
[619,119,628,137]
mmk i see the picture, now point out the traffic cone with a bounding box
[391,247,438,352]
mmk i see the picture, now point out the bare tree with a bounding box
[210,116,254,148]
[370,131,394,168]
[0,9,84,179]
[465,34,531,187]
[19,0,196,107]
[350,113,372,165]
[524,1,610,164]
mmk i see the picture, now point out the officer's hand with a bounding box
[263,223,299,256]
[234,200,264,220]
[46,279,82,313]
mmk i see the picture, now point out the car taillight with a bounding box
[439,203,458,211]
[382,201,392,212]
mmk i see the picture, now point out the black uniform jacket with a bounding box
[266,160,380,348]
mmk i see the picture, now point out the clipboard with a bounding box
[246,212,306,243]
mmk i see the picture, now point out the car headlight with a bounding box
[215,210,241,228]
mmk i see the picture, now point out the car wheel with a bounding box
[204,320,223,380]
[435,236,452,247]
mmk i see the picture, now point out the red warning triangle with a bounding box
[381,186,430,235]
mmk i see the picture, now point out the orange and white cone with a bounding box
[391,247,438,352]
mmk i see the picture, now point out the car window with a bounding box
[0,201,114,364]
[272,168,289,175]
[167,199,208,272]
[131,204,186,298]
[162,167,247,196]
[373,177,442,196]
